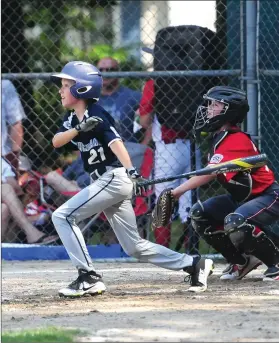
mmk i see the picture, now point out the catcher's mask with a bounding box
[193,86,249,141]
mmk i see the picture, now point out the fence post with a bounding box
[120,0,141,62]
[246,0,259,139]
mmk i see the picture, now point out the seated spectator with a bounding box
[1,80,58,244]
[18,157,52,230]
[44,155,90,196]
[24,200,51,229]
[1,158,58,244]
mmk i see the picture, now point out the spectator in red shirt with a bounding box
[139,79,192,248]
[167,85,279,281]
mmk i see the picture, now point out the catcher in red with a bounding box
[153,86,279,282]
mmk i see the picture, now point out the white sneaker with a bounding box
[263,275,279,282]
[220,255,262,280]
[185,258,214,293]
[59,269,107,297]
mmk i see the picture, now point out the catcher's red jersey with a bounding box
[209,131,275,195]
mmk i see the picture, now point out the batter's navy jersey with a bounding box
[56,102,122,173]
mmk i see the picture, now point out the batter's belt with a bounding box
[90,166,116,181]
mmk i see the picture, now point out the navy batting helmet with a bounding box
[51,61,103,101]
[194,86,249,134]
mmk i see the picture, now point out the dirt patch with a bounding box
[2,260,279,342]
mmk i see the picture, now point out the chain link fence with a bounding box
[2,0,279,257]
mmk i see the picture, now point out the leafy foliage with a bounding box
[2,326,83,343]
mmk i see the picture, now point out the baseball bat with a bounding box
[138,153,268,187]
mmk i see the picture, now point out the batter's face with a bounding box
[59,78,79,109]
[207,100,225,119]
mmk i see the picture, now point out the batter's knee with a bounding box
[189,201,212,237]
[52,205,82,231]
[52,206,69,224]
[224,213,252,252]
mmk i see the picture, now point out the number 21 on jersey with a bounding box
[88,147,106,165]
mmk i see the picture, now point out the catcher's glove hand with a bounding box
[75,116,103,132]
[151,188,175,230]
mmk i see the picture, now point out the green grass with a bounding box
[2,327,83,343]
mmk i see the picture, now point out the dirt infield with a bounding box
[2,260,279,342]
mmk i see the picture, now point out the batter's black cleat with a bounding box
[184,257,214,293]
[58,269,106,298]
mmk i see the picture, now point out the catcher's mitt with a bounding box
[151,188,175,230]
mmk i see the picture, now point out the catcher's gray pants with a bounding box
[52,167,193,272]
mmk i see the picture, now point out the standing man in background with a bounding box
[97,57,142,143]
[139,78,192,248]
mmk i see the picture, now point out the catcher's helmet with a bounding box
[194,86,250,135]
[51,61,103,101]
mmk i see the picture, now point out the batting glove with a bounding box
[75,116,103,132]
[126,167,146,196]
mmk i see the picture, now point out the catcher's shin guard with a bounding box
[204,228,247,265]
[224,213,279,267]
[190,201,246,265]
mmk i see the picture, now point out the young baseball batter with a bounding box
[50,61,214,297]
[169,86,279,281]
